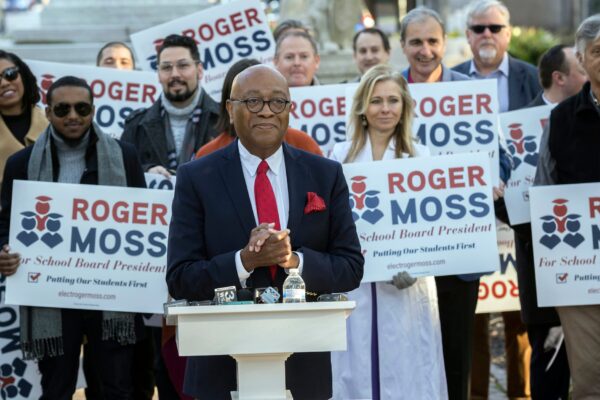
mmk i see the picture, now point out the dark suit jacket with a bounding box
[121,89,219,171]
[452,55,541,111]
[166,140,364,399]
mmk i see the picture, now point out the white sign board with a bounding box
[346,80,501,184]
[145,173,176,191]
[6,181,173,313]
[476,222,520,313]
[26,60,160,139]
[289,84,348,156]
[530,183,600,306]
[342,152,499,282]
[500,105,553,225]
[0,276,42,399]
[130,0,274,100]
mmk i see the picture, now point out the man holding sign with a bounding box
[534,15,600,399]
[122,34,219,177]
[0,76,146,399]
[400,7,511,399]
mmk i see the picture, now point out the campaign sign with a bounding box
[345,80,501,184]
[289,84,347,156]
[145,173,176,191]
[500,105,553,225]
[130,0,274,100]
[530,183,600,306]
[342,152,498,282]
[26,60,159,139]
[476,222,520,313]
[6,181,173,313]
[0,276,42,399]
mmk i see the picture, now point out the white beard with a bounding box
[478,48,497,62]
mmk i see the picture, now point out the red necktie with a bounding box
[255,160,280,281]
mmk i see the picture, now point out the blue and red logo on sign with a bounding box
[0,358,33,399]
[539,198,584,249]
[506,123,538,170]
[16,196,63,248]
[349,176,383,225]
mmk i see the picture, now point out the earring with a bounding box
[361,115,367,127]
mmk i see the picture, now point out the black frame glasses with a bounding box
[0,66,20,82]
[469,24,506,34]
[52,102,93,118]
[229,97,291,114]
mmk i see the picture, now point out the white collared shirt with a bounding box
[541,93,556,106]
[234,140,303,285]
[469,53,510,112]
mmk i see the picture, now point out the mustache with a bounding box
[168,79,187,87]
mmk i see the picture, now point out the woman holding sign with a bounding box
[330,65,447,399]
[0,51,47,188]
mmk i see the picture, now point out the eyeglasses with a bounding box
[469,24,506,34]
[229,97,291,114]
[52,102,93,118]
[158,60,198,73]
[0,66,19,82]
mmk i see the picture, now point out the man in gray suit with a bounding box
[452,1,540,399]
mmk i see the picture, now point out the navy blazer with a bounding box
[166,140,363,399]
[452,55,541,111]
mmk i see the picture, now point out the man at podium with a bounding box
[166,64,364,400]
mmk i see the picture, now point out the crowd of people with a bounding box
[0,0,598,399]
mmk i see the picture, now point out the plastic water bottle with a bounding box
[282,269,306,303]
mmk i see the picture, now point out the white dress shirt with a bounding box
[234,140,303,285]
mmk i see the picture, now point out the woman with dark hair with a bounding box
[330,65,447,399]
[195,58,322,158]
[0,51,47,186]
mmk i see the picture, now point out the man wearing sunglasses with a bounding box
[122,34,219,179]
[166,65,363,400]
[453,0,540,112]
[0,76,146,399]
[453,2,540,400]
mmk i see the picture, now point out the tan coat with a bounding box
[0,106,47,186]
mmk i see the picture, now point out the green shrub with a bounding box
[509,27,559,65]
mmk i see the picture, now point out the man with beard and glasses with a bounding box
[122,34,219,178]
[453,2,540,399]
[122,34,216,400]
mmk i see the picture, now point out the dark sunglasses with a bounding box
[52,102,93,118]
[0,66,19,82]
[469,24,506,34]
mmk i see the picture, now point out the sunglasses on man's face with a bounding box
[0,66,20,82]
[469,24,506,34]
[52,102,93,118]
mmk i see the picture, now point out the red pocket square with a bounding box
[304,192,326,214]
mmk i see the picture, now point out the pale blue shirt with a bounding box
[234,141,303,286]
[469,53,510,112]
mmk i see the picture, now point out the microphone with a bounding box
[214,286,237,304]
[254,287,280,304]
[317,293,348,302]
[216,286,254,305]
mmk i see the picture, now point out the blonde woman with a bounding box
[330,65,447,399]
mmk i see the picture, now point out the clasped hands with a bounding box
[240,223,299,272]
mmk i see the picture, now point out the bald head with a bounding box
[231,65,289,99]
[226,64,291,159]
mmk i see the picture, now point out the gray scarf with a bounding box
[161,89,204,169]
[20,123,136,360]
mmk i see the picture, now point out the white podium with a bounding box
[166,301,355,400]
